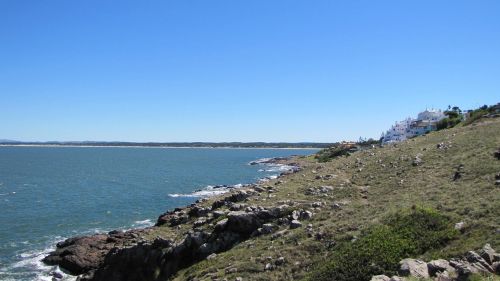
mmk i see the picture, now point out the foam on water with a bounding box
[169,185,234,198]
[0,236,76,281]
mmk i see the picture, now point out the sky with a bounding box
[0,1,499,142]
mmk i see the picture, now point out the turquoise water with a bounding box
[0,146,315,280]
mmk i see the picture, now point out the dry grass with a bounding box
[147,118,500,281]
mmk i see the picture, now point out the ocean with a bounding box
[0,146,316,281]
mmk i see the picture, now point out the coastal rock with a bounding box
[156,210,189,227]
[225,211,262,235]
[188,206,210,218]
[42,235,110,275]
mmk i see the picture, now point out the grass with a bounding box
[140,118,500,281]
[304,207,458,281]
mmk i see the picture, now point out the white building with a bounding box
[382,109,445,144]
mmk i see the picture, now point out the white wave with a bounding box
[168,183,248,198]
[4,244,77,281]
[132,219,154,228]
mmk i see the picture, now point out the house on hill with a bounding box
[381,109,445,144]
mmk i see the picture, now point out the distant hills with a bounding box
[0,140,332,149]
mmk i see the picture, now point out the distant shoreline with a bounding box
[0,144,323,150]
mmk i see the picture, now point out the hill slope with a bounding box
[44,118,500,281]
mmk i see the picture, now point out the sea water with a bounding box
[0,146,316,280]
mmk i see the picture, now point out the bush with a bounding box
[315,146,352,162]
[305,207,458,281]
[463,108,490,126]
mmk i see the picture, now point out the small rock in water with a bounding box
[50,271,64,279]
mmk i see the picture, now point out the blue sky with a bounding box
[1,1,499,142]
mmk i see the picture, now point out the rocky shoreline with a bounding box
[42,157,304,280]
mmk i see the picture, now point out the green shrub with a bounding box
[315,146,352,162]
[463,108,489,126]
[385,207,458,253]
[305,207,458,281]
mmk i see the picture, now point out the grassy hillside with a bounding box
[168,118,500,281]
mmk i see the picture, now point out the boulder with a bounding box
[225,211,262,235]
[275,256,285,266]
[259,223,277,235]
[479,243,496,265]
[290,220,302,229]
[492,262,500,274]
[399,258,430,278]
[465,251,494,272]
[42,235,110,275]
[299,210,313,220]
[188,206,210,218]
[427,259,455,277]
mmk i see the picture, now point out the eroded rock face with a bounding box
[45,203,293,281]
[43,229,150,275]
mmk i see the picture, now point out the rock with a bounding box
[270,205,290,217]
[399,258,429,278]
[465,251,494,272]
[235,277,243,281]
[254,186,265,193]
[188,206,210,218]
[479,243,496,265]
[213,210,225,218]
[206,253,217,260]
[291,210,300,220]
[492,262,500,274]
[229,203,247,211]
[370,275,390,281]
[42,234,110,275]
[494,149,500,160]
[271,229,288,239]
[275,256,285,266]
[449,260,474,279]
[214,218,228,232]
[194,218,207,227]
[290,220,302,229]
[259,223,277,235]
[454,222,465,231]
[412,154,423,166]
[312,202,323,208]
[299,210,313,220]
[225,267,238,274]
[332,203,342,210]
[225,211,262,235]
[264,263,275,271]
[427,259,455,276]
[50,271,64,279]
